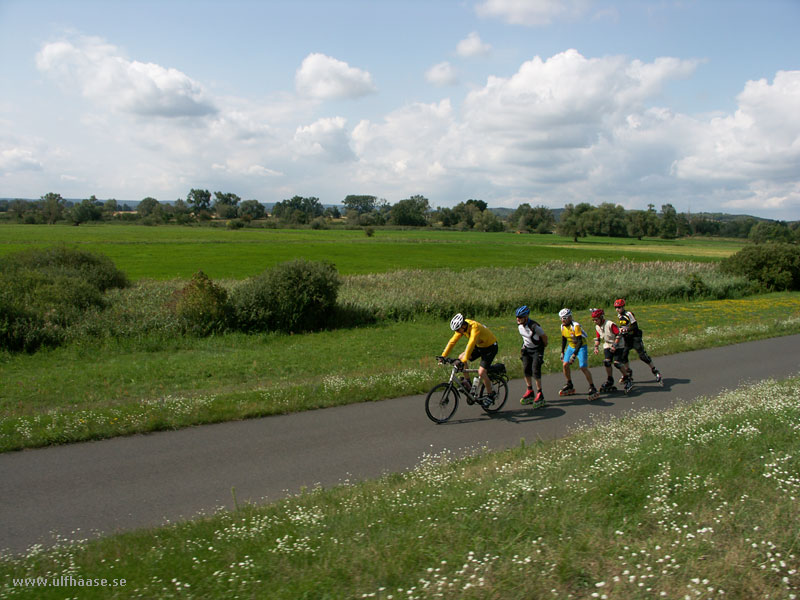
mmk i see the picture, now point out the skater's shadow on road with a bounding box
[624,376,690,397]
[445,405,568,425]
[442,377,691,425]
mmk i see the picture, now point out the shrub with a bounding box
[0,247,129,352]
[171,271,231,335]
[720,242,800,291]
[2,245,129,291]
[310,217,329,230]
[231,260,340,333]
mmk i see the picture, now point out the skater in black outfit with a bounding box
[591,308,633,393]
[613,298,662,385]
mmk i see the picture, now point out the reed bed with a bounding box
[337,260,751,321]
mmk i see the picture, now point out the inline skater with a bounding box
[591,308,633,393]
[614,299,662,385]
[558,308,598,400]
[516,305,548,408]
[439,313,499,407]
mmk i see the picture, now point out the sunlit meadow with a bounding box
[1,375,798,598]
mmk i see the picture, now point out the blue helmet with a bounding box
[515,305,530,318]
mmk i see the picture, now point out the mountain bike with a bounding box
[425,357,509,423]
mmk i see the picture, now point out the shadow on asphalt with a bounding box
[438,376,692,425]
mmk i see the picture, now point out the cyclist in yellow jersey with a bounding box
[558,308,598,400]
[439,313,499,406]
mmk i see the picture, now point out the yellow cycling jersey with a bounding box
[442,319,497,361]
[561,321,588,349]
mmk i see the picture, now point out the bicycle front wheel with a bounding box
[479,379,508,414]
[425,383,459,423]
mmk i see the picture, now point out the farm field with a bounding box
[0,224,743,279]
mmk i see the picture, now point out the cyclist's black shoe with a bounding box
[481,390,497,407]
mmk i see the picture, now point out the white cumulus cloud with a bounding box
[425,61,459,86]
[295,53,377,100]
[456,32,492,57]
[0,148,43,174]
[293,116,356,162]
[475,0,591,26]
[35,36,217,118]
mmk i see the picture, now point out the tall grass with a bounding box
[51,259,751,344]
[1,376,798,598]
[338,259,752,320]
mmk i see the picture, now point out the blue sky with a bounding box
[1,0,798,219]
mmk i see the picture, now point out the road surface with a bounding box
[1,334,798,554]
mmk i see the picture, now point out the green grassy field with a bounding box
[2,375,798,598]
[0,224,743,279]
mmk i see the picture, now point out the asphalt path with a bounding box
[1,334,799,555]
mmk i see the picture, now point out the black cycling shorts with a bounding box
[469,342,498,369]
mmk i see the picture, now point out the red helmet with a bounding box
[590,308,604,319]
[613,298,626,308]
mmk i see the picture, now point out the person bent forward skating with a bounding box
[614,298,662,385]
[591,307,633,394]
[558,308,598,400]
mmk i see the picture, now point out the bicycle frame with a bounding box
[446,364,481,402]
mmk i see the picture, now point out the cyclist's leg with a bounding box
[476,343,498,393]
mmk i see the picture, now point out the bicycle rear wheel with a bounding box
[479,379,508,414]
[425,383,459,423]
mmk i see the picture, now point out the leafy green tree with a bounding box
[271,196,324,224]
[40,192,66,224]
[137,197,161,218]
[9,199,29,220]
[434,206,459,227]
[213,192,241,219]
[589,203,627,237]
[660,203,679,239]
[513,204,555,234]
[721,242,800,290]
[474,209,505,232]
[238,199,266,220]
[390,195,430,226]
[342,195,377,215]
[748,221,794,244]
[557,203,593,242]
[465,199,488,212]
[71,197,103,224]
[676,212,692,237]
[102,198,118,219]
[170,198,193,224]
[186,189,212,214]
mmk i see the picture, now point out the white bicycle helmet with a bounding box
[558,308,572,319]
[450,313,465,331]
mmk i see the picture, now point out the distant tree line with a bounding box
[1,191,798,242]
